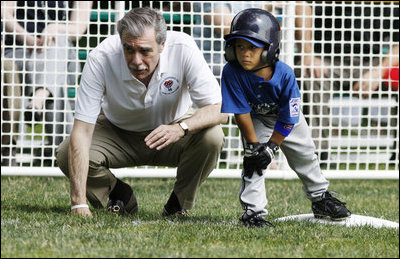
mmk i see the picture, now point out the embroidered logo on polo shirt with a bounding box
[289,97,300,117]
[160,77,180,95]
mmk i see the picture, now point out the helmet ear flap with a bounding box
[224,43,236,63]
[273,48,280,64]
[261,48,269,64]
[262,45,280,65]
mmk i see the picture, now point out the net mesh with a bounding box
[1,1,398,175]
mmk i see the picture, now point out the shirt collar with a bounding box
[157,44,168,78]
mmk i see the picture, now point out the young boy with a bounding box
[221,8,351,227]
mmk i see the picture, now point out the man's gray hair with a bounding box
[117,7,167,45]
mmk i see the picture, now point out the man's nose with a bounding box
[131,53,143,65]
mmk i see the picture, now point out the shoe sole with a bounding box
[162,207,188,217]
[107,198,138,216]
[107,204,138,215]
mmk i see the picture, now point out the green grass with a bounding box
[1,176,399,258]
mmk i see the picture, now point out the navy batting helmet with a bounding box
[224,8,281,66]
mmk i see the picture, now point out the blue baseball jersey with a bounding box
[221,61,300,125]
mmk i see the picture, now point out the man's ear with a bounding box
[159,40,166,53]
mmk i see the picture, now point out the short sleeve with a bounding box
[183,35,222,107]
[221,64,251,114]
[74,53,105,124]
[277,67,300,124]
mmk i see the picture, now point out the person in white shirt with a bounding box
[56,7,227,218]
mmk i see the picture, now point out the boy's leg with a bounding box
[275,114,350,220]
[238,171,269,216]
[237,118,271,224]
[244,115,328,208]
[274,114,329,201]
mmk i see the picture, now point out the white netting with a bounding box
[1,1,398,178]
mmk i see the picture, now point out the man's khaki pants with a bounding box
[56,113,225,210]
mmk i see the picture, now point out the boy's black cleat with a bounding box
[239,212,274,228]
[312,191,351,221]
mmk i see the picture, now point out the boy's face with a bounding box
[234,38,265,71]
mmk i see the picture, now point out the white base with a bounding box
[275,214,399,229]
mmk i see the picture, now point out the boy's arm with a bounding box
[235,113,283,178]
[269,130,286,146]
[234,113,259,143]
[235,113,287,146]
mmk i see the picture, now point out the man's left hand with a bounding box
[144,124,184,150]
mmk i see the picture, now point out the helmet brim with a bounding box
[226,35,265,48]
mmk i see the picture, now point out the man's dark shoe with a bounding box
[107,179,138,215]
[162,207,188,216]
[239,212,274,228]
[312,191,351,221]
[107,197,138,216]
[107,199,127,215]
[162,191,188,216]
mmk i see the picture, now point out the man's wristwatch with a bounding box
[178,121,189,136]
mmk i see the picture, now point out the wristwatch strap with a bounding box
[178,121,189,136]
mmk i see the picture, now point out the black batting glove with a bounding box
[243,141,279,178]
[263,140,279,161]
[243,142,267,178]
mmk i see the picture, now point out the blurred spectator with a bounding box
[353,44,399,96]
[1,22,22,166]
[1,1,93,158]
[303,2,399,161]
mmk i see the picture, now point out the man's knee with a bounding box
[56,138,108,175]
[199,125,225,154]
[56,137,70,177]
